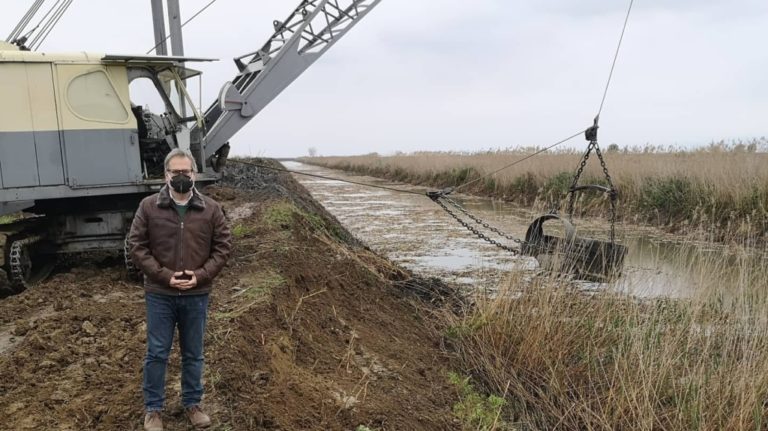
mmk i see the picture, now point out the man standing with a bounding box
[129,149,232,431]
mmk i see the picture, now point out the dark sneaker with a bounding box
[186,405,212,428]
[144,411,163,431]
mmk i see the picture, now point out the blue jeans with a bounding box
[143,292,209,412]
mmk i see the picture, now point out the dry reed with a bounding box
[302,139,768,242]
[443,239,768,430]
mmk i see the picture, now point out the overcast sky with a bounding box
[2,0,767,157]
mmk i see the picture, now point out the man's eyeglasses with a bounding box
[167,169,193,176]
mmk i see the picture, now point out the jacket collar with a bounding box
[156,185,206,210]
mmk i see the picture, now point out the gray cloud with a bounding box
[2,0,766,157]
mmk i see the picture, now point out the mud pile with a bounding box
[0,159,460,430]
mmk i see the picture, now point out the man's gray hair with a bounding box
[164,148,198,173]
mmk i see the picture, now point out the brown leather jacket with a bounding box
[128,186,232,296]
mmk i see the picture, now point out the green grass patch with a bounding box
[509,173,539,204]
[638,176,704,224]
[541,171,573,201]
[444,314,489,340]
[448,372,508,430]
[239,269,284,302]
[231,223,256,238]
[261,200,345,241]
[262,201,298,229]
[213,270,284,321]
[262,201,324,230]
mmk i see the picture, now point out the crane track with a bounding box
[0,219,53,294]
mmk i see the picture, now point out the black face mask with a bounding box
[169,174,194,194]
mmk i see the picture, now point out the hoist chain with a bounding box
[440,196,524,244]
[429,194,520,254]
[566,121,618,243]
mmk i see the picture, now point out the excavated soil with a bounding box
[0,159,461,430]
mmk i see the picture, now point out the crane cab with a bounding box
[0,46,211,210]
[0,46,214,289]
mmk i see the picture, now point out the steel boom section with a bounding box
[195,0,382,160]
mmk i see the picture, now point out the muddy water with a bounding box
[287,162,762,298]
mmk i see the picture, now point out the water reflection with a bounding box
[287,162,763,298]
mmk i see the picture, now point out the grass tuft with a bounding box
[448,371,509,430]
[443,251,768,430]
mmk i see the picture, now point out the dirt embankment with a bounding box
[0,159,461,430]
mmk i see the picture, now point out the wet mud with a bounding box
[0,159,460,430]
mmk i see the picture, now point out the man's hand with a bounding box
[169,270,198,290]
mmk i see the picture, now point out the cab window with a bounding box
[67,70,128,122]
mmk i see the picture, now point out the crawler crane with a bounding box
[0,0,381,291]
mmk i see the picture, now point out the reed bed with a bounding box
[304,142,768,428]
[443,240,768,430]
[302,140,768,242]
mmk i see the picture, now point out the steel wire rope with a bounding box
[226,159,427,196]
[447,0,635,196]
[7,0,45,42]
[16,0,60,47]
[597,0,634,118]
[450,129,587,194]
[145,0,221,54]
[7,4,33,41]
[428,0,636,251]
[37,0,74,49]
[27,0,65,48]
[229,159,526,252]
[30,0,73,50]
[565,0,634,242]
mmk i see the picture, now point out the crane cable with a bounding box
[29,0,74,50]
[8,0,57,47]
[442,0,635,198]
[6,0,45,42]
[227,159,426,196]
[225,1,635,207]
[448,129,587,195]
[597,0,635,119]
[424,0,635,251]
[145,0,222,55]
[226,0,636,206]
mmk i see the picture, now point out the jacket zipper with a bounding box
[178,216,184,296]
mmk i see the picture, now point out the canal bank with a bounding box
[289,161,765,299]
[283,162,768,430]
[0,159,461,430]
